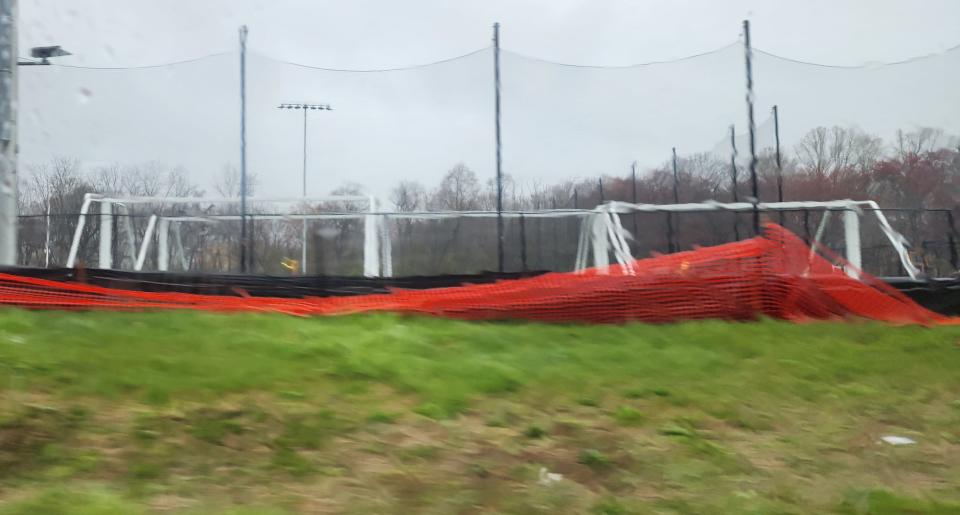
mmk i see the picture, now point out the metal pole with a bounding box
[671,147,679,204]
[631,161,638,238]
[493,22,504,273]
[743,20,760,235]
[239,25,249,273]
[44,199,50,267]
[773,104,784,226]
[573,188,578,209]
[301,106,308,274]
[0,0,17,265]
[671,147,679,251]
[598,177,604,203]
[730,125,740,240]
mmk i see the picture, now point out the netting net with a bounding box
[17,35,960,276]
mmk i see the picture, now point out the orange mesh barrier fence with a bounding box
[0,224,950,325]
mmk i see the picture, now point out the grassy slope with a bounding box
[0,310,959,514]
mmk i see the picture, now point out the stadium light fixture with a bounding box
[19,45,71,66]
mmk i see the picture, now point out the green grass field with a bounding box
[0,309,959,514]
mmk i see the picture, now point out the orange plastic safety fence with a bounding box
[0,224,948,325]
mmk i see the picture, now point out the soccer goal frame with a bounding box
[574,199,920,280]
[66,193,387,276]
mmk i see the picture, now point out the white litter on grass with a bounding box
[538,467,563,485]
[880,435,916,446]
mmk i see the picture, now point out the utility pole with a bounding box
[0,0,17,266]
[743,19,760,235]
[493,22,504,272]
[239,25,249,272]
[278,102,332,274]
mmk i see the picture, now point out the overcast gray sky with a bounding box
[17,0,960,200]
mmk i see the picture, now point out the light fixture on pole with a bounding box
[19,45,71,66]
[277,102,333,274]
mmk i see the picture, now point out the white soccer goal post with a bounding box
[66,193,388,276]
[574,199,920,280]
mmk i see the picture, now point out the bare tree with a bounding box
[391,180,426,212]
[795,126,884,175]
[431,163,481,211]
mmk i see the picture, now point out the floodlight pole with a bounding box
[493,22,504,273]
[302,107,307,273]
[0,0,17,266]
[743,19,760,235]
[279,102,332,274]
[239,25,249,273]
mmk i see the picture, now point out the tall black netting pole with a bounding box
[493,23,504,272]
[773,104,784,226]
[729,125,740,241]
[743,20,760,236]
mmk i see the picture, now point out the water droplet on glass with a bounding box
[77,87,93,105]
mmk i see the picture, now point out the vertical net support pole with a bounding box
[773,105,784,226]
[157,218,170,272]
[239,25,249,273]
[363,196,381,278]
[729,125,741,241]
[98,200,113,269]
[492,23,505,273]
[0,0,16,266]
[743,20,760,235]
[843,208,862,279]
